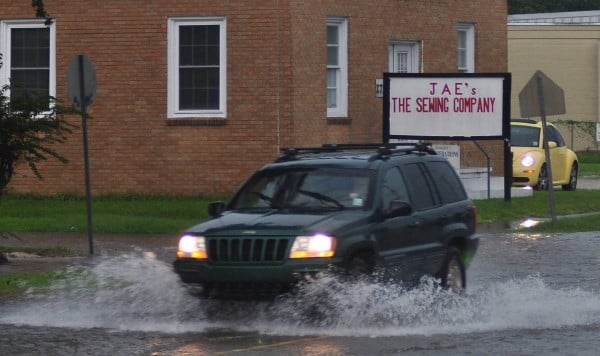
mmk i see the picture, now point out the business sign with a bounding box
[432,144,460,172]
[383,73,511,140]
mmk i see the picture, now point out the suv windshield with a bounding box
[511,125,540,147]
[229,167,372,210]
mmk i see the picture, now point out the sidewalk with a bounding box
[1,232,178,256]
[0,232,179,275]
[462,176,600,199]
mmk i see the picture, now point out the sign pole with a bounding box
[67,54,97,255]
[78,55,94,255]
[536,74,557,223]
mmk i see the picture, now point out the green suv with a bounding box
[174,143,479,298]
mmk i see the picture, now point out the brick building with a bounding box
[1,0,508,196]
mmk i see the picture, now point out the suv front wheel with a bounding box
[438,247,466,291]
[346,251,376,277]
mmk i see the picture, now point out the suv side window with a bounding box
[426,161,466,203]
[402,163,436,210]
[381,167,410,209]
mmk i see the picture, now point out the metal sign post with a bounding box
[67,55,97,255]
[536,75,557,222]
[519,70,566,223]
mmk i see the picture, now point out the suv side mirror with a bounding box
[208,201,226,217]
[383,200,412,219]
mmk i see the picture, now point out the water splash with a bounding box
[2,253,600,336]
[0,251,210,332]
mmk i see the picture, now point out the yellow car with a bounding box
[511,119,578,190]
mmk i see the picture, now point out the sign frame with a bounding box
[382,72,512,202]
[383,72,511,141]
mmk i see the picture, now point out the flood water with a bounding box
[2,231,600,355]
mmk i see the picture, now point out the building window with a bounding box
[389,41,420,73]
[0,20,56,107]
[167,17,226,118]
[457,23,475,73]
[327,17,348,118]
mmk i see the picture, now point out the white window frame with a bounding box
[388,41,420,73]
[327,17,348,118]
[457,23,475,73]
[0,19,56,102]
[167,17,227,119]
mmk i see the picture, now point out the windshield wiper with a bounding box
[297,189,344,209]
[251,191,281,208]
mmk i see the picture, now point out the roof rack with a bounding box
[511,118,537,124]
[277,142,436,162]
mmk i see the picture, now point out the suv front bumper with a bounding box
[173,257,344,285]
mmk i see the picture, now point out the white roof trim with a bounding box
[508,10,600,25]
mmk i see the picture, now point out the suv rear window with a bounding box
[426,161,467,203]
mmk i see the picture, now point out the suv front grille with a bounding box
[207,237,290,263]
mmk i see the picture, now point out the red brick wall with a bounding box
[288,0,508,173]
[3,0,507,196]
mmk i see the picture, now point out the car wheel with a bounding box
[561,164,578,191]
[438,247,466,291]
[346,252,375,278]
[534,164,549,191]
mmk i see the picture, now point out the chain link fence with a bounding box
[553,119,599,152]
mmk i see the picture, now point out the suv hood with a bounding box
[186,209,369,237]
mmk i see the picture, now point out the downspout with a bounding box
[597,40,600,145]
[276,0,281,153]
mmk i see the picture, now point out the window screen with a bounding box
[179,25,220,110]
[10,27,50,102]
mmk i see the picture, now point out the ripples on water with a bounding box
[2,251,600,336]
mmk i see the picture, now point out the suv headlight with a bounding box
[177,235,208,259]
[289,233,336,258]
[521,154,535,168]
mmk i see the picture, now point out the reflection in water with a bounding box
[1,250,600,337]
[517,218,541,229]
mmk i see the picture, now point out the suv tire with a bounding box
[438,247,466,291]
[346,251,375,277]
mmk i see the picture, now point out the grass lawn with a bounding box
[0,152,597,235]
[0,193,225,234]
[0,271,59,295]
[475,190,600,232]
[577,151,600,177]
[0,189,599,235]
[0,270,81,295]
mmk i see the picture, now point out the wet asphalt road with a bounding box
[2,230,600,355]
